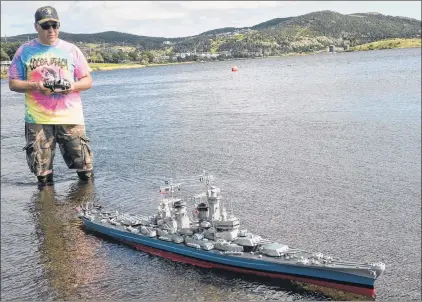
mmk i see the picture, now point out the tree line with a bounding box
[2,11,420,62]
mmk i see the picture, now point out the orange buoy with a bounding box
[232,66,238,72]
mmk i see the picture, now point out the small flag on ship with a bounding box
[159,187,170,194]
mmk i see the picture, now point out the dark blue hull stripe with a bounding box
[82,219,374,288]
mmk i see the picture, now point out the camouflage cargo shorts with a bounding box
[23,123,94,176]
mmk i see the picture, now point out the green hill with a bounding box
[250,17,294,30]
[172,11,421,56]
[2,10,420,57]
[2,31,184,49]
[199,27,240,36]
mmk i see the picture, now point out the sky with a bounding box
[1,1,421,38]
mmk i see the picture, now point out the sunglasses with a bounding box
[40,22,59,30]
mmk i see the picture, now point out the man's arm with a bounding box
[10,74,92,95]
[9,79,56,95]
[9,79,41,93]
[71,45,93,93]
[73,73,93,92]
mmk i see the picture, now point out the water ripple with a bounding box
[1,48,421,301]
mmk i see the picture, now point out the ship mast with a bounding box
[199,170,212,191]
[199,170,220,225]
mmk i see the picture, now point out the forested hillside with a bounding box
[1,10,420,62]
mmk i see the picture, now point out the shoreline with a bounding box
[88,61,195,72]
[1,40,420,79]
[350,38,421,52]
[85,38,421,72]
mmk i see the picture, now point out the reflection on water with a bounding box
[30,180,106,300]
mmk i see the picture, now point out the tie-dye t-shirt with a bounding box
[9,39,91,124]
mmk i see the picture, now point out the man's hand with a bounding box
[37,80,55,95]
[58,74,93,94]
[57,82,75,95]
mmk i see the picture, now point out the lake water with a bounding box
[1,48,421,301]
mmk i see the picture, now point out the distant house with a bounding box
[102,48,118,54]
[220,50,232,56]
[197,53,219,59]
[1,61,11,73]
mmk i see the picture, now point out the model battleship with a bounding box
[77,172,385,297]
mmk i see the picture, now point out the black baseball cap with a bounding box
[35,6,59,24]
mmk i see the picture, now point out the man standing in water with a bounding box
[8,6,94,184]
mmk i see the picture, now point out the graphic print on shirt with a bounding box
[28,57,68,71]
[25,51,74,121]
[8,39,91,124]
[40,66,58,81]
